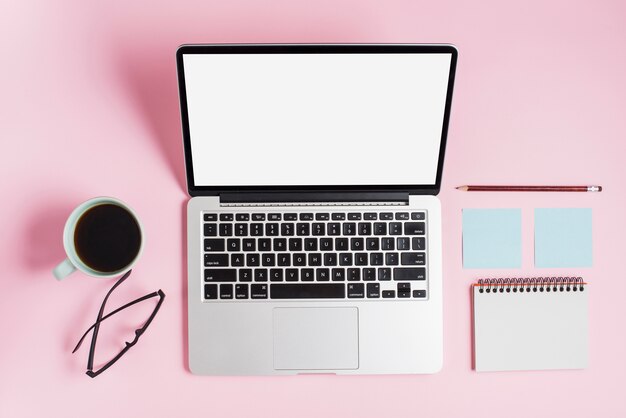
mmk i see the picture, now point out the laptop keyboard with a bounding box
[202,211,428,301]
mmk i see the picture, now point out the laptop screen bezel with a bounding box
[176,44,457,197]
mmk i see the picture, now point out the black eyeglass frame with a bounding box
[72,270,166,378]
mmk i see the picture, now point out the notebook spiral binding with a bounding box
[477,277,585,294]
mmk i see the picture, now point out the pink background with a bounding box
[2,0,625,416]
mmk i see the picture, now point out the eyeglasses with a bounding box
[72,270,165,378]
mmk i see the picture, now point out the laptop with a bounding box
[176,44,457,375]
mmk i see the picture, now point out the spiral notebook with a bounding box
[473,278,588,372]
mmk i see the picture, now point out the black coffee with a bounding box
[74,204,141,273]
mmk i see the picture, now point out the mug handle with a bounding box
[53,258,77,280]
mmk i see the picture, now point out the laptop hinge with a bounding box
[219,192,409,205]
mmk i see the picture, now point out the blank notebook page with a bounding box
[473,283,588,372]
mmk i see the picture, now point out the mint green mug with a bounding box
[53,197,144,280]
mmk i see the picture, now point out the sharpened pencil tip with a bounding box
[456,186,468,191]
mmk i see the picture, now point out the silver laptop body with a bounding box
[177,44,457,375]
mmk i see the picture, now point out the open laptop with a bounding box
[177,44,457,375]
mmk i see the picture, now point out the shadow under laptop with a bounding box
[113,44,187,190]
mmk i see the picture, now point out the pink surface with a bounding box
[1,0,625,416]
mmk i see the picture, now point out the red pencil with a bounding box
[456,185,602,192]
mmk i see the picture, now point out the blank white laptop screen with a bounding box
[182,53,452,186]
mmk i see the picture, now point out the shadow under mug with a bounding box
[53,197,144,280]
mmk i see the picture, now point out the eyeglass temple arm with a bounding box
[72,289,164,353]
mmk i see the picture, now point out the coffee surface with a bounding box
[74,204,141,273]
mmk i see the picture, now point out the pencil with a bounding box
[456,185,602,192]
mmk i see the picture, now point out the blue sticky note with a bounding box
[535,208,592,268]
[463,209,522,268]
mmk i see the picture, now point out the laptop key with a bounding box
[395,212,409,220]
[297,223,310,236]
[355,253,368,266]
[332,268,345,281]
[227,238,240,252]
[254,269,268,282]
[204,284,218,299]
[277,253,290,266]
[289,238,302,251]
[378,268,391,281]
[320,238,333,251]
[309,253,322,266]
[204,254,228,267]
[300,213,314,221]
[312,223,325,236]
[351,238,364,251]
[367,283,380,298]
[243,239,256,251]
[385,252,399,265]
[305,238,317,251]
[347,268,361,281]
[343,222,356,236]
[262,253,275,266]
[335,237,348,250]
[284,213,298,221]
[381,237,394,250]
[268,213,281,221]
[405,222,425,235]
[239,269,252,282]
[270,283,345,299]
[246,254,260,266]
[363,268,376,281]
[293,253,306,266]
[281,223,294,236]
[252,213,265,221]
[316,268,330,281]
[301,269,314,281]
[235,284,249,299]
[219,214,233,221]
[270,269,283,282]
[220,284,233,299]
[413,290,427,298]
[204,213,217,222]
[348,283,365,298]
[412,237,425,250]
[251,284,268,299]
[315,213,330,221]
[250,223,263,236]
[370,253,383,266]
[398,290,411,298]
[394,268,426,280]
[219,223,233,236]
[323,253,337,266]
[231,254,244,267]
[401,252,425,265]
[273,238,286,251]
[285,269,299,281]
[339,253,352,266]
[411,212,426,220]
[382,290,395,298]
[204,269,236,282]
[204,223,217,236]
[235,213,249,221]
[364,213,377,220]
[265,223,279,236]
[235,223,248,236]
[389,222,402,235]
[204,239,225,252]
[328,223,341,236]
[366,237,379,250]
[397,237,410,250]
[258,238,271,252]
[348,213,361,220]
[358,222,372,235]
[374,223,387,235]
[380,213,393,220]
[331,213,346,220]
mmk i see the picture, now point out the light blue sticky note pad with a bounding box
[463,209,522,268]
[535,208,592,268]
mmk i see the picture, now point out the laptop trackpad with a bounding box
[273,307,359,370]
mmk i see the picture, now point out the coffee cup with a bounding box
[53,197,144,280]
